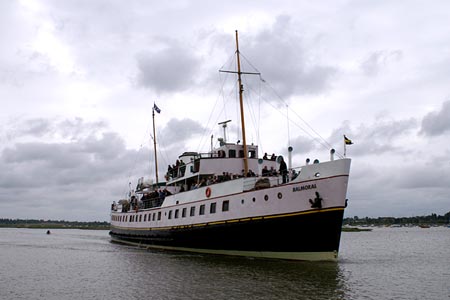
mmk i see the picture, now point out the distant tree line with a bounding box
[0,218,110,229]
[344,212,450,226]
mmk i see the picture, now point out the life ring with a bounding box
[205,187,212,198]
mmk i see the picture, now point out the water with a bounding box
[0,227,448,300]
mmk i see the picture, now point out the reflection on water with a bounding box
[1,227,449,300]
[110,248,348,300]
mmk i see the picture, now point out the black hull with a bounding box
[110,208,344,260]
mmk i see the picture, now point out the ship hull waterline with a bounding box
[109,207,345,261]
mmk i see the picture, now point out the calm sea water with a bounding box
[0,227,448,300]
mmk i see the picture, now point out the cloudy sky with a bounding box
[1,0,449,221]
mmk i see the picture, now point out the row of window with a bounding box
[112,200,229,223]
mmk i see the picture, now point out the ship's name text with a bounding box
[292,184,317,192]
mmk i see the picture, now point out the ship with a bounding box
[109,31,351,261]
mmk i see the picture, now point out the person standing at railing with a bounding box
[279,157,288,184]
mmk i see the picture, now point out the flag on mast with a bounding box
[343,135,353,157]
[344,135,353,145]
[153,103,161,114]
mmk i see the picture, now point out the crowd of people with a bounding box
[118,156,298,212]
[166,159,186,180]
[262,153,277,161]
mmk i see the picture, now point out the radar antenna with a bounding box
[218,120,232,143]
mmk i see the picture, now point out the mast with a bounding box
[235,30,249,177]
[152,107,159,185]
[219,31,260,176]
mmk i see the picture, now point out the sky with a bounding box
[1,0,449,221]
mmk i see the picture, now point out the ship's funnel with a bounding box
[257,158,263,176]
[288,146,293,181]
[288,146,293,169]
[330,148,335,161]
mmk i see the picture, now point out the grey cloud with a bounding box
[159,118,205,145]
[18,118,52,137]
[0,117,150,220]
[136,42,201,93]
[344,155,450,218]
[58,118,107,139]
[330,117,418,156]
[290,135,317,154]
[395,165,450,189]
[7,117,108,141]
[239,15,337,98]
[360,50,403,76]
[1,132,140,188]
[420,100,450,136]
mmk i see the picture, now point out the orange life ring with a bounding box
[205,187,212,198]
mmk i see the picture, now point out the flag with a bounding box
[153,103,161,113]
[344,135,353,145]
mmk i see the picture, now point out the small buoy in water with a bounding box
[46,230,51,235]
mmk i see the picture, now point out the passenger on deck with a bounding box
[171,164,177,177]
[270,153,276,161]
[200,178,207,187]
[192,181,199,189]
[279,156,288,184]
[269,166,277,176]
[262,166,269,176]
[263,153,268,160]
[180,161,186,176]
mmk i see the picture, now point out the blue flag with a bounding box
[153,103,161,113]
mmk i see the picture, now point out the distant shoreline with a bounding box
[0,224,110,230]
[342,227,372,232]
[0,219,110,230]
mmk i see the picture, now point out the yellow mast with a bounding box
[152,107,159,185]
[235,30,249,177]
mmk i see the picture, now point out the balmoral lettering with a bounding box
[292,184,317,192]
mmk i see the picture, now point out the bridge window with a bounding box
[229,149,236,158]
[182,208,187,218]
[199,204,205,215]
[190,206,195,217]
[222,200,229,212]
[175,209,179,219]
[210,202,216,214]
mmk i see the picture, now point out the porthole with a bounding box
[241,199,245,204]
[264,195,269,201]
[252,197,256,202]
[277,192,282,199]
[315,172,321,177]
